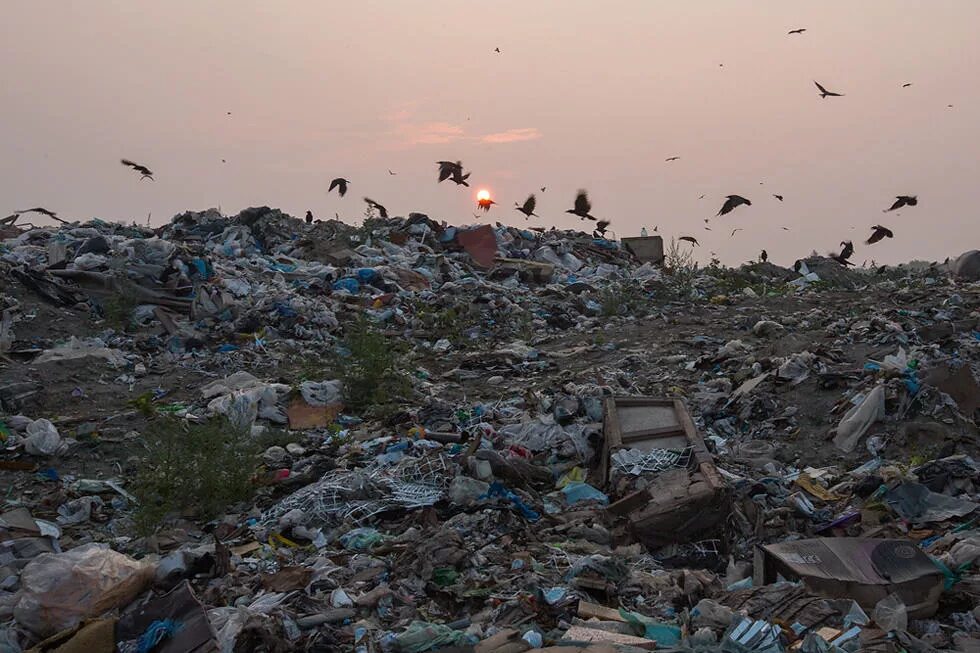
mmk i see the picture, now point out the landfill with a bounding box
[0,206,978,652]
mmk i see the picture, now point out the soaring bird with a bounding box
[788,28,807,34]
[364,197,389,218]
[760,249,768,263]
[885,195,917,212]
[866,225,894,245]
[565,190,597,221]
[121,159,154,180]
[494,47,501,53]
[437,161,470,186]
[665,156,680,162]
[593,220,611,238]
[540,186,547,192]
[305,210,313,224]
[515,194,538,219]
[17,207,58,218]
[902,83,912,88]
[679,236,699,247]
[717,194,751,216]
[814,81,844,98]
[731,228,742,237]
[328,178,350,197]
[773,194,784,201]
[387,169,397,175]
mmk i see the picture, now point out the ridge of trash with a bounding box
[0,206,978,653]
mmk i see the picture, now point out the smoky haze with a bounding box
[2,1,978,265]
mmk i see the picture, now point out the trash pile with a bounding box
[0,206,978,652]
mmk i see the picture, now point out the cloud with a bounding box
[479,128,542,144]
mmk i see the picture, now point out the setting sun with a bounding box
[476,189,491,201]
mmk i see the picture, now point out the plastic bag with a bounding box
[14,544,154,636]
[833,385,886,452]
[873,593,907,633]
[391,621,471,653]
[23,419,63,456]
[339,528,384,551]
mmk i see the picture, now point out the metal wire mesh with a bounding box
[610,446,693,476]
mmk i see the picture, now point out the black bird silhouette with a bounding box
[437,161,470,186]
[515,194,538,219]
[773,194,784,201]
[388,169,397,175]
[363,197,389,218]
[814,81,843,98]
[15,207,68,224]
[866,225,894,245]
[678,236,699,246]
[760,249,768,263]
[305,210,313,224]
[494,47,500,53]
[121,159,154,180]
[565,190,597,221]
[328,178,350,197]
[593,220,611,238]
[477,197,496,212]
[832,240,855,266]
[717,194,751,216]
[731,228,742,237]
[540,186,546,192]
[665,156,680,162]
[788,28,807,34]
[885,195,917,212]
[902,83,912,88]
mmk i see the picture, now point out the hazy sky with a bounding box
[3,1,979,265]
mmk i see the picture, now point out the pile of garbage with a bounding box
[0,206,978,652]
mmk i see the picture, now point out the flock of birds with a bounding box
[4,27,938,270]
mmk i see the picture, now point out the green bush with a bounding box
[339,315,409,412]
[133,416,259,533]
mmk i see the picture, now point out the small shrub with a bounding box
[133,416,259,533]
[339,315,409,412]
[598,283,646,317]
[100,294,139,331]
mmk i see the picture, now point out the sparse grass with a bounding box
[100,294,139,331]
[339,315,410,413]
[598,282,647,317]
[411,301,468,345]
[132,416,260,534]
[662,238,700,298]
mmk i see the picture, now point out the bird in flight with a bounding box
[717,194,751,216]
[814,81,844,98]
[540,186,547,193]
[698,194,705,200]
[364,197,389,218]
[388,169,397,175]
[328,178,350,197]
[866,225,894,245]
[781,226,790,231]
[437,161,470,187]
[515,194,538,219]
[494,47,501,53]
[773,194,784,201]
[665,156,680,162]
[477,196,496,212]
[833,240,855,266]
[593,220,611,238]
[788,28,807,34]
[305,210,313,224]
[16,207,69,224]
[121,159,154,181]
[565,190,597,221]
[678,236,699,247]
[760,249,768,263]
[731,228,742,237]
[885,195,917,212]
[902,83,912,88]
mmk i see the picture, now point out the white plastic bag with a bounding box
[14,544,154,636]
[23,419,63,456]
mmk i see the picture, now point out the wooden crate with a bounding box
[602,396,730,548]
